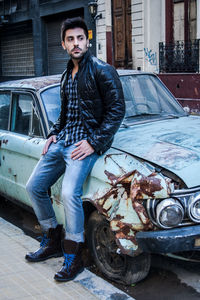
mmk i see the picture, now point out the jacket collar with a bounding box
[66,50,91,71]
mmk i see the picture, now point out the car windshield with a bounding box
[40,74,187,129]
[120,74,187,123]
[40,85,60,128]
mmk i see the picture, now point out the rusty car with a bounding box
[0,70,200,284]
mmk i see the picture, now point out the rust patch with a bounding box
[131,171,162,199]
[115,229,142,256]
[116,240,142,256]
[94,187,119,215]
[118,224,131,236]
[132,200,153,229]
[95,202,109,215]
[104,170,136,186]
[19,76,60,91]
[116,230,137,245]
[130,171,163,229]
[104,170,119,185]
[115,214,124,221]
[94,168,168,256]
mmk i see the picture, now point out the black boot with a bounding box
[25,224,64,262]
[54,239,84,282]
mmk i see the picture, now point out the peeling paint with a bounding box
[89,152,171,256]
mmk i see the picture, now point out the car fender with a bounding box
[83,148,172,256]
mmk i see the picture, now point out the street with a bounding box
[1,197,200,300]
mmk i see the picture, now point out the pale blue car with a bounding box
[0,71,200,284]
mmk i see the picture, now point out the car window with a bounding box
[40,86,61,128]
[120,74,186,119]
[0,92,11,130]
[11,93,43,137]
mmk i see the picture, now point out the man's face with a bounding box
[62,27,89,60]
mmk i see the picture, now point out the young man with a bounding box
[25,17,125,282]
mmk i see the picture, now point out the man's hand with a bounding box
[42,135,57,155]
[71,140,94,160]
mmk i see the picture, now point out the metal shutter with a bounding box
[1,22,35,77]
[47,20,69,75]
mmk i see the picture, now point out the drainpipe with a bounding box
[197,0,200,39]
[197,0,200,72]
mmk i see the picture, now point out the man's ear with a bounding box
[62,41,66,50]
[87,39,89,48]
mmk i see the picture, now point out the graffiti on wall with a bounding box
[144,48,157,67]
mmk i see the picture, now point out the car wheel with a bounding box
[86,210,151,284]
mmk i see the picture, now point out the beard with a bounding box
[69,46,88,60]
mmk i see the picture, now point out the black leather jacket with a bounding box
[49,51,125,154]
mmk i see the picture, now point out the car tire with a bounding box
[86,210,151,285]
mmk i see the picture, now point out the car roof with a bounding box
[0,70,153,92]
[0,75,61,92]
[117,69,144,76]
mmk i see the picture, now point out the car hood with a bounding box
[112,116,200,188]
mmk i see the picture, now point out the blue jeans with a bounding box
[26,140,98,242]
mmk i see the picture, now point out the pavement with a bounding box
[0,217,134,300]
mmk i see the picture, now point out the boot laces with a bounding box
[63,253,76,273]
[40,234,50,248]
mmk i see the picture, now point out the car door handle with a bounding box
[0,139,8,166]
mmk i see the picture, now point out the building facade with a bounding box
[0,0,200,113]
[0,0,96,81]
[96,0,200,113]
[97,0,199,73]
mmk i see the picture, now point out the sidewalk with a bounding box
[0,217,134,300]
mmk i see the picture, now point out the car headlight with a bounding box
[156,198,184,229]
[188,194,200,222]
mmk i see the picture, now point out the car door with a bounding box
[0,91,12,195]
[0,90,46,207]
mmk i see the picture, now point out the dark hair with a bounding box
[61,17,88,41]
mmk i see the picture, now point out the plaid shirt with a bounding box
[57,71,87,146]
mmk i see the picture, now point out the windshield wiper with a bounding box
[125,113,160,119]
[121,122,129,128]
[162,114,180,119]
